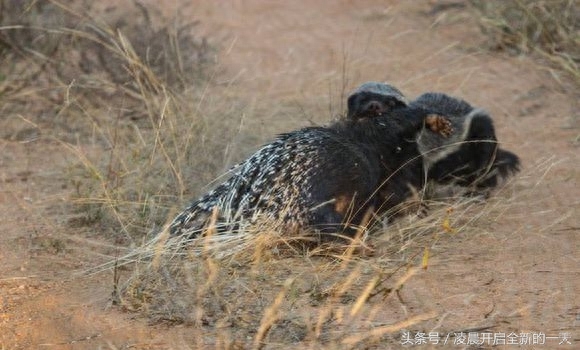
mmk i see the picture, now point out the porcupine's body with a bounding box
[170,107,450,240]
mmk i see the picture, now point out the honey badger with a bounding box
[346,82,520,193]
[346,82,408,121]
[410,92,520,192]
[169,107,453,241]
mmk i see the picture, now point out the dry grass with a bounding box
[82,154,534,348]
[96,177,531,348]
[0,0,246,243]
[470,0,580,85]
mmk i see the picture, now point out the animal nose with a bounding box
[367,101,383,113]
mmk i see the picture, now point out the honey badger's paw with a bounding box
[425,114,453,138]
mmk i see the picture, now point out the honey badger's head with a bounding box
[411,92,520,191]
[347,82,408,121]
[412,93,478,167]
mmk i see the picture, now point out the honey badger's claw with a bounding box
[425,114,454,138]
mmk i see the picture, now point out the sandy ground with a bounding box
[0,1,578,349]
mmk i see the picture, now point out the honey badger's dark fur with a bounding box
[410,93,520,192]
[170,107,450,241]
[347,82,408,121]
[346,83,520,193]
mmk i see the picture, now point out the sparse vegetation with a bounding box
[81,172,535,348]
[0,0,243,243]
[470,0,580,86]
[111,201,460,346]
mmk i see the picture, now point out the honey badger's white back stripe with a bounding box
[417,108,488,168]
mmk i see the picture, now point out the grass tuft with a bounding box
[85,164,539,347]
[470,0,580,85]
[0,1,245,242]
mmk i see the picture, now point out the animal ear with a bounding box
[425,114,454,138]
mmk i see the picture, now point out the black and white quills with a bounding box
[169,107,453,241]
[346,82,520,194]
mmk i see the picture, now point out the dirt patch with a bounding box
[0,1,578,349]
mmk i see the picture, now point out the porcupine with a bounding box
[169,106,453,241]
